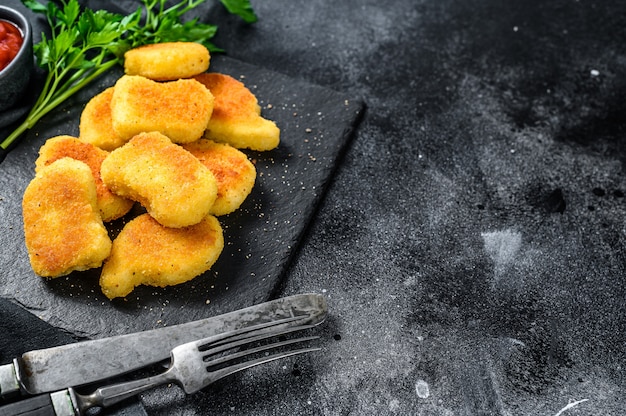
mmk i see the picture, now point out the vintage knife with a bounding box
[0,293,327,400]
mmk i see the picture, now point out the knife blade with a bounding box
[0,293,327,400]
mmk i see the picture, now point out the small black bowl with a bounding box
[0,5,34,112]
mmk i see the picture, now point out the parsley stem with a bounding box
[1,59,118,150]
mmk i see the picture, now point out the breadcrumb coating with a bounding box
[124,42,210,81]
[100,131,218,228]
[183,139,256,216]
[79,87,127,151]
[111,75,214,144]
[35,135,133,222]
[194,73,280,151]
[100,213,224,299]
[23,158,112,277]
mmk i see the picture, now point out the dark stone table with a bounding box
[3,0,626,414]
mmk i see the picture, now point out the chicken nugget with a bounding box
[183,139,256,216]
[23,158,112,277]
[111,75,214,144]
[100,213,224,299]
[124,42,210,81]
[35,135,133,222]
[79,87,127,151]
[193,73,280,151]
[100,131,217,228]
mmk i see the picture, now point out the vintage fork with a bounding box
[3,316,320,416]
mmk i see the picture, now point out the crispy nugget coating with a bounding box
[23,158,112,277]
[111,75,214,144]
[79,87,127,151]
[101,132,218,228]
[193,73,280,151]
[124,42,210,81]
[35,136,133,222]
[100,213,224,299]
[183,139,256,216]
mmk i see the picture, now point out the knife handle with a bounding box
[0,363,21,400]
[0,390,77,416]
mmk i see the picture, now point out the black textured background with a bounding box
[3,0,626,414]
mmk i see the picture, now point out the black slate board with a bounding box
[0,55,364,339]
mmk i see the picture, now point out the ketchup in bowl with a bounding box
[0,19,23,72]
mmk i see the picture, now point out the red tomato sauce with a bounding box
[0,20,24,72]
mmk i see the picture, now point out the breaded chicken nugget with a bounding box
[100,213,224,299]
[182,139,256,216]
[23,158,112,277]
[79,87,127,151]
[111,75,214,144]
[35,135,133,222]
[193,73,280,151]
[101,131,217,228]
[124,42,210,81]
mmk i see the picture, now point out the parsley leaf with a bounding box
[220,0,258,23]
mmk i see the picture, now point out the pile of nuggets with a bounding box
[21,42,281,300]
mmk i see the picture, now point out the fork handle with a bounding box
[76,370,174,411]
[0,370,174,416]
[0,390,77,416]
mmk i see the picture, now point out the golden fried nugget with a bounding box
[23,158,112,277]
[35,136,133,222]
[100,213,224,299]
[111,75,214,144]
[79,87,127,151]
[101,132,218,228]
[182,139,256,216]
[124,42,210,81]
[193,73,280,151]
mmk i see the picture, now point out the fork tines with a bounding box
[195,316,320,381]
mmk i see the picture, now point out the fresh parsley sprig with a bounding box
[1,0,256,151]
